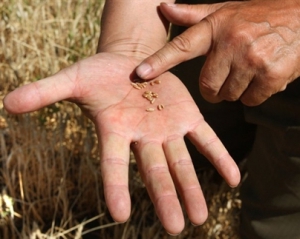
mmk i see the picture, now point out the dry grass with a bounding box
[0,0,242,238]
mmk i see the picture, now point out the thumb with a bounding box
[136,20,212,80]
[3,67,76,114]
[159,2,227,26]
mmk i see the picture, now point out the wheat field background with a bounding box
[0,0,242,238]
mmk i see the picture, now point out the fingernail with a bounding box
[167,232,180,237]
[163,2,177,7]
[191,222,201,227]
[136,63,152,78]
[228,184,238,189]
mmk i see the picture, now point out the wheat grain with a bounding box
[152,93,158,98]
[131,82,142,90]
[157,104,164,111]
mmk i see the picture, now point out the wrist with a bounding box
[97,37,165,60]
[97,0,174,59]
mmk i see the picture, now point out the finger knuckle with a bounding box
[146,165,168,176]
[170,35,193,53]
[171,158,193,169]
[256,68,287,95]
[234,27,253,42]
[227,29,252,48]
[246,50,268,73]
[214,22,254,51]
[240,88,270,106]
[199,76,219,96]
[222,92,240,102]
[264,64,290,83]
[152,51,169,67]
[240,96,261,106]
[101,157,128,166]
[219,83,242,101]
[246,36,280,70]
[201,92,222,103]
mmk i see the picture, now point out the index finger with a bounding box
[136,20,212,80]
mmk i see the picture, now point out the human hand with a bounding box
[136,1,300,106]
[3,53,240,235]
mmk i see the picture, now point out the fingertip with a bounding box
[106,188,131,223]
[111,212,130,224]
[3,83,46,114]
[185,193,208,226]
[156,196,185,235]
[2,94,14,114]
[160,2,197,27]
[227,165,241,188]
[160,2,223,27]
[221,156,241,188]
[136,62,153,80]
[217,153,241,188]
[167,232,181,237]
[166,225,184,237]
[190,207,208,227]
[2,89,28,114]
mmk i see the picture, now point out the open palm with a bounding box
[4,52,240,235]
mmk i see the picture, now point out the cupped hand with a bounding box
[136,1,300,106]
[3,52,240,235]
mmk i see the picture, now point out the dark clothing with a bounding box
[241,81,300,239]
[171,1,300,238]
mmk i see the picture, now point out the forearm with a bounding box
[97,0,175,59]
